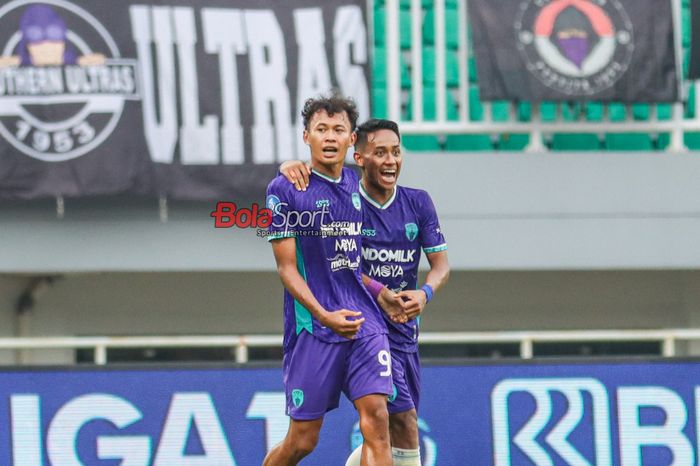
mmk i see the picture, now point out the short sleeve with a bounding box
[417,191,447,254]
[266,177,296,242]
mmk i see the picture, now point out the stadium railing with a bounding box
[374,0,700,152]
[2,328,700,364]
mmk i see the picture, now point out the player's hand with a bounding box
[378,288,408,324]
[0,55,20,68]
[397,290,427,320]
[320,310,365,339]
[280,161,311,191]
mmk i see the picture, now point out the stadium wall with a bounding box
[1,151,699,273]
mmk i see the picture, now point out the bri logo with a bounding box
[492,377,700,466]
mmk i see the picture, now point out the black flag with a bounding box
[690,0,700,79]
[468,0,678,102]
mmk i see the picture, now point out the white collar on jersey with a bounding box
[311,168,342,183]
[359,180,397,210]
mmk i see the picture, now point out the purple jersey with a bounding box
[360,184,447,352]
[267,167,387,346]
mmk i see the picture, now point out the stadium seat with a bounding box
[400,10,412,48]
[550,134,601,151]
[445,134,494,151]
[605,134,654,151]
[685,84,696,118]
[656,104,672,120]
[374,8,386,46]
[517,102,532,121]
[423,7,460,48]
[540,102,557,122]
[585,102,603,121]
[420,47,459,86]
[372,88,388,118]
[468,56,478,82]
[685,133,700,150]
[468,85,484,121]
[373,47,387,86]
[491,102,510,122]
[499,134,529,151]
[402,135,442,150]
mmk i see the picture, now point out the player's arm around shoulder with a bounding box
[270,237,365,339]
[279,160,311,191]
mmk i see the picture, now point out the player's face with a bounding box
[354,129,402,192]
[28,41,65,66]
[304,110,356,169]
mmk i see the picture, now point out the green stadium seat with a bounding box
[499,134,530,151]
[586,102,603,121]
[372,88,388,118]
[372,47,387,86]
[468,56,478,82]
[656,134,671,150]
[517,102,532,121]
[631,104,650,121]
[682,6,691,47]
[540,102,557,122]
[561,103,583,121]
[402,135,442,151]
[421,48,459,86]
[422,47,435,83]
[400,10,412,48]
[405,86,459,121]
[685,84,696,118]
[685,133,700,149]
[600,103,653,150]
[491,102,510,121]
[445,134,493,151]
[656,104,672,120]
[372,46,411,87]
[374,8,386,46]
[605,134,654,151]
[550,134,601,151]
[607,103,626,121]
[468,86,484,121]
[423,7,460,48]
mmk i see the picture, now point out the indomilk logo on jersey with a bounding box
[0,0,140,161]
[515,0,634,96]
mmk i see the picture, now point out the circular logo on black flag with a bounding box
[0,0,139,162]
[515,0,634,96]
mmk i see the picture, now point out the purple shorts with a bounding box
[387,349,421,414]
[283,330,393,420]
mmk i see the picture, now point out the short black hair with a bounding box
[354,119,401,152]
[301,91,359,130]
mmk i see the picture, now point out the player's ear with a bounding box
[353,151,364,166]
[303,129,310,145]
[349,130,357,146]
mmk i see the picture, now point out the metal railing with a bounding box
[2,328,700,364]
[381,0,699,152]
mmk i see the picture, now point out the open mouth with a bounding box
[379,168,397,183]
[322,146,338,154]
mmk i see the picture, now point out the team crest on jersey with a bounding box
[351,192,361,211]
[405,223,418,241]
[291,389,304,408]
[0,0,141,162]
